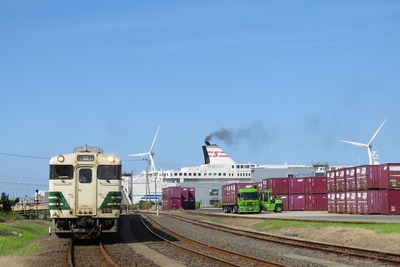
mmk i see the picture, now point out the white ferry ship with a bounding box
[122,141,326,204]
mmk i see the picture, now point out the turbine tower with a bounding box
[341,119,387,165]
[129,125,160,171]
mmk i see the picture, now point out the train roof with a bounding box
[73,145,103,154]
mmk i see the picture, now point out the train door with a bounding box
[76,167,97,215]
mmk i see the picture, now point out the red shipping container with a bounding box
[380,189,400,215]
[181,187,195,199]
[276,194,289,211]
[346,191,357,214]
[336,192,347,213]
[356,165,380,190]
[379,163,400,189]
[305,176,327,194]
[162,198,182,210]
[289,194,305,211]
[326,170,336,192]
[336,169,346,192]
[305,194,327,211]
[163,186,182,199]
[357,190,381,214]
[263,178,289,194]
[289,177,306,194]
[327,192,336,213]
[345,167,357,191]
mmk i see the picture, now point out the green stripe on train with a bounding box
[48,191,71,210]
[99,191,122,210]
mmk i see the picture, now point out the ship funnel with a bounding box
[202,145,210,164]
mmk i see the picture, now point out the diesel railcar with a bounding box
[48,146,122,239]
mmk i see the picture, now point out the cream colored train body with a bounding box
[49,146,122,239]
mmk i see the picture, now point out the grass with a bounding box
[252,219,400,234]
[0,213,50,256]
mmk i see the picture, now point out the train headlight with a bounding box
[57,155,65,162]
[107,156,115,163]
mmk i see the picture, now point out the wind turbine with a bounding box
[129,125,161,172]
[341,119,387,165]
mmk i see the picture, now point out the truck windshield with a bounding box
[239,192,259,200]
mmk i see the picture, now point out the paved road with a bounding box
[196,208,400,223]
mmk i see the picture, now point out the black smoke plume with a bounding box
[205,122,270,147]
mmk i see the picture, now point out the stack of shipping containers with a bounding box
[262,177,327,211]
[327,163,400,215]
[162,186,196,210]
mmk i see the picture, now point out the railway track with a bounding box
[68,239,118,267]
[138,213,286,267]
[164,212,400,266]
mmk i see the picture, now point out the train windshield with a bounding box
[50,165,73,180]
[98,165,121,180]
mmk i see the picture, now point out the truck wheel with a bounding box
[233,205,238,214]
[274,204,283,213]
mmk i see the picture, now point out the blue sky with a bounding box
[1,1,400,198]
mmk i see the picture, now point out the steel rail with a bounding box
[99,242,119,267]
[167,213,400,266]
[139,214,286,267]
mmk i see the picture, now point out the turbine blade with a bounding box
[128,152,149,157]
[341,140,368,147]
[150,125,161,152]
[368,118,387,145]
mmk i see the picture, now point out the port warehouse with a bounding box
[162,163,400,215]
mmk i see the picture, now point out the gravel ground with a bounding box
[144,213,397,267]
[1,214,398,267]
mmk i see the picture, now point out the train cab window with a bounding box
[79,169,92,183]
[98,165,121,180]
[50,165,73,180]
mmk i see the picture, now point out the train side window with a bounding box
[79,169,92,183]
[50,165,73,180]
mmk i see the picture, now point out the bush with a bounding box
[0,193,19,213]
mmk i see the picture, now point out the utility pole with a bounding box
[129,170,134,204]
[155,172,159,215]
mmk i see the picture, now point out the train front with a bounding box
[48,146,122,239]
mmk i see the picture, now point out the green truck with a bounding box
[222,183,283,214]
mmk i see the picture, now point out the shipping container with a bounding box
[162,198,182,210]
[289,177,306,194]
[276,194,289,211]
[345,167,357,191]
[380,189,400,215]
[181,187,196,210]
[326,170,336,192]
[305,194,327,211]
[222,183,255,204]
[379,163,400,189]
[305,176,327,194]
[336,169,346,192]
[263,177,289,194]
[162,186,182,199]
[346,191,357,214]
[289,194,305,211]
[357,190,381,215]
[336,192,347,213]
[356,165,380,190]
[327,192,336,213]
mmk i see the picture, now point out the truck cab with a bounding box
[259,189,283,213]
